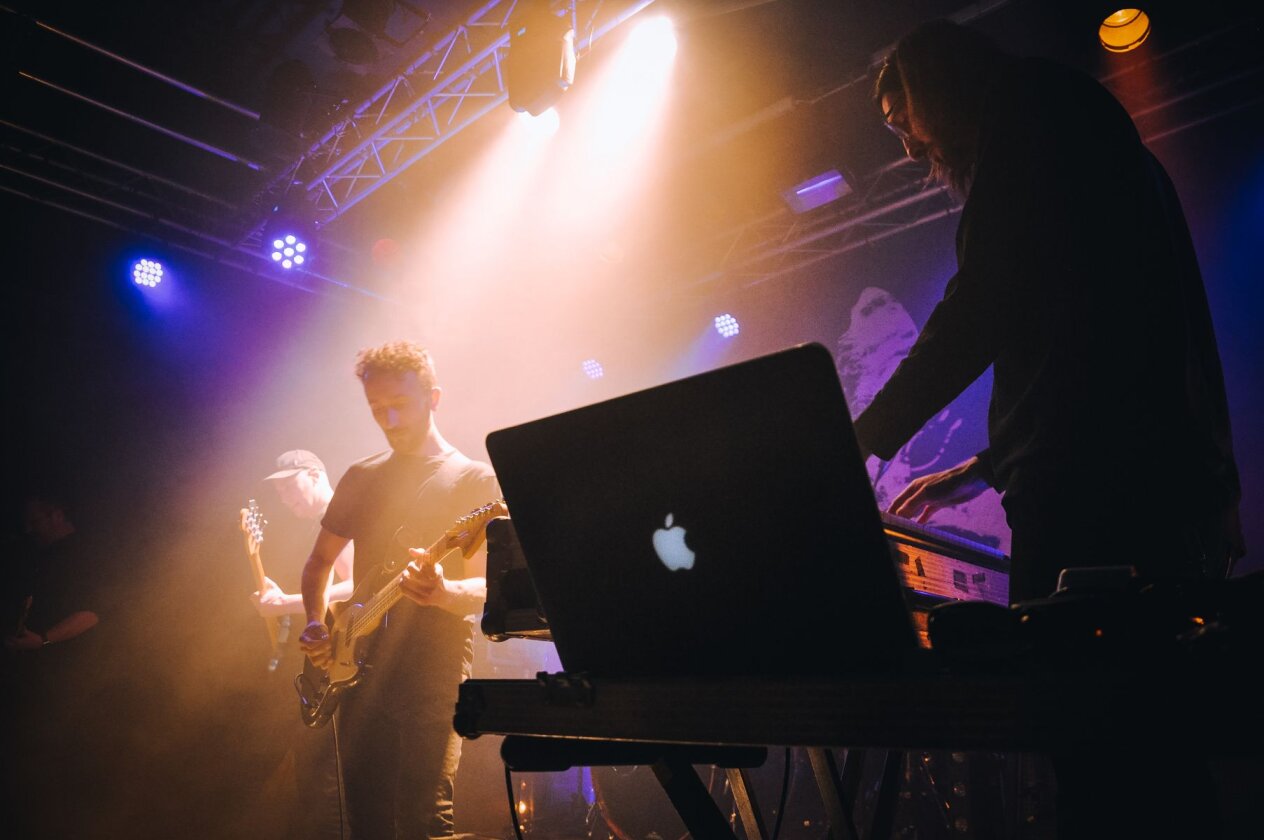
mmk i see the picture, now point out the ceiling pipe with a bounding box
[18,71,264,172]
[19,12,262,120]
[1,119,237,209]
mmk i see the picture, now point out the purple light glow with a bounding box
[783,169,851,214]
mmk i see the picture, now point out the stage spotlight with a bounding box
[517,107,561,137]
[265,189,318,270]
[714,314,740,338]
[626,16,677,64]
[783,170,851,214]
[270,233,309,270]
[581,359,605,379]
[132,258,164,287]
[1099,9,1150,53]
[506,1,576,116]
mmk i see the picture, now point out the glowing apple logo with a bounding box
[652,513,695,571]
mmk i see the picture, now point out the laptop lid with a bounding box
[485,343,918,678]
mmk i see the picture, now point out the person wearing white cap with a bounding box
[252,448,352,840]
[252,449,353,616]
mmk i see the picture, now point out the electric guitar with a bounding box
[295,498,509,728]
[239,499,291,672]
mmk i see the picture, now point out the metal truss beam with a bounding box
[259,0,657,230]
[682,53,1264,296]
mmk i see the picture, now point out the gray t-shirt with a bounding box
[323,448,499,713]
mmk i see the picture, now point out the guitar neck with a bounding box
[342,499,506,643]
[242,537,278,647]
[244,539,269,593]
[346,532,449,641]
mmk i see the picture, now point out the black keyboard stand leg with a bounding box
[867,750,903,840]
[500,736,759,840]
[651,756,740,840]
[807,747,860,840]
[839,746,868,810]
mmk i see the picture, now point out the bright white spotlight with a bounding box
[627,17,677,64]
[581,359,605,379]
[132,258,164,288]
[517,107,561,138]
[714,314,740,338]
[271,233,309,269]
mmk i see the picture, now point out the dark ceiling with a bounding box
[3,0,1261,297]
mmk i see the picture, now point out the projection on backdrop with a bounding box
[835,286,1011,553]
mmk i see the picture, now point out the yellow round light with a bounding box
[1099,9,1151,53]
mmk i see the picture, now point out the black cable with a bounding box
[505,766,527,840]
[331,712,349,840]
[770,747,791,840]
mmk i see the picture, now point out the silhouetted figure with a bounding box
[4,492,115,838]
[850,20,1244,839]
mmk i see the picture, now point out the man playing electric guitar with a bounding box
[298,340,499,839]
[245,450,355,840]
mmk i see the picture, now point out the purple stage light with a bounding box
[582,359,605,379]
[132,258,164,287]
[714,313,740,338]
[271,233,308,269]
[782,169,851,214]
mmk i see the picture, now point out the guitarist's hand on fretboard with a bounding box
[252,576,282,611]
[299,620,334,669]
[399,548,447,608]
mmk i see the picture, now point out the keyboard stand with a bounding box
[500,735,770,840]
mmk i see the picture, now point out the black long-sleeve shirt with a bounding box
[853,58,1239,514]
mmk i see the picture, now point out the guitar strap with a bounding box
[366,450,474,587]
[416,448,471,522]
[415,449,471,508]
[348,450,475,646]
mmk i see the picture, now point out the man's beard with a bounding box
[387,427,421,453]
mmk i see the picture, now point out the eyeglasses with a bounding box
[881,98,930,161]
[882,101,912,141]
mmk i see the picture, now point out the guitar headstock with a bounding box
[240,498,267,554]
[444,498,509,558]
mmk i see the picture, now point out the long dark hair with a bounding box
[874,20,1009,196]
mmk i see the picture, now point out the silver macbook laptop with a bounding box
[485,343,918,678]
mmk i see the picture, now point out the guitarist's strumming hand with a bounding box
[299,620,334,668]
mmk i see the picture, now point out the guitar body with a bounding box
[296,597,380,728]
[294,498,509,728]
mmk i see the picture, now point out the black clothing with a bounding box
[852,55,1239,839]
[853,58,1240,598]
[3,530,116,839]
[321,447,498,838]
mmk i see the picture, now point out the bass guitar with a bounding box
[295,498,509,728]
[240,499,291,671]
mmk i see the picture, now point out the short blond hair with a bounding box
[354,340,438,390]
